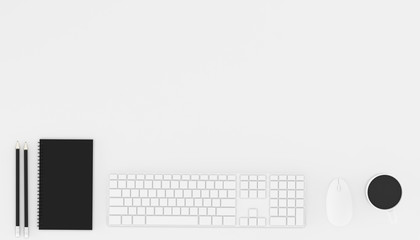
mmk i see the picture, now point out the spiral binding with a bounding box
[37,141,41,228]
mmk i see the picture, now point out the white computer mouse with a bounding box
[326,178,353,226]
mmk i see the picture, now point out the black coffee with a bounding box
[367,175,402,210]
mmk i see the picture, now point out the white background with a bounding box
[1,0,419,239]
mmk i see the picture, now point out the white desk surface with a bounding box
[1,1,420,239]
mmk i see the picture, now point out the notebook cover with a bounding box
[38,139,93,230]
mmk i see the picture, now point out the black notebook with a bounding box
[38,139,93,230]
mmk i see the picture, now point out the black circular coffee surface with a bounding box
[367,175,402,210]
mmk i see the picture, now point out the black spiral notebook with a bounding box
[38,139,93,230]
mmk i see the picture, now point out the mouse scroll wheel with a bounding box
[337,179,341,191]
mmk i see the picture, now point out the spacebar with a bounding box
[146,216,198,225]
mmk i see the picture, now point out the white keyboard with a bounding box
[108,174,305,228]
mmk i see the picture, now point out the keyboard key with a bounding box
[216,208,235,216]
[144,181,152,188]
[136,181,144,188]
[227,190,236,198]
[212,199,221,207]
[288,208,295,216]
[129,207,136,215]
[258,218,266,226]
[124,198,133,206]
[163,207,171,215]
[224,181,236,189]
[122,216,132,224]
[110,207,127,215]
[249,190,257,198]
[279,200,287,207]
[287,176,295,181]
[278,175,287,181]
[296,181,304,189]
[161,180,170,188]
[149,190,157,198]
[109,216,121,225]
[173,207,181,215]
[270,181,278,189]
[139,190,147,197]
[249,218,257,226]
[278,208,287,216]
[206,181,215,189]
[240,190,248,198]
[199,207,207,215]
[270,208,278,216]
[146,207,154,215]
[221,199,235,207]
[131,190,139,197]
[200,175,208,180]
[296,209,304,226]
[288,182,295,189]
[288,191,295,198]
[224,217,236,226]
[270,217,286,226]
[153,181,161,188]
[180,181,188,189]
[278,181,287,189]
[122,189,130,197]
[110,198,124,206]
[296,199,304,207]
[279,190,287,198]
[138,207,146,215]
[201,190,209,198]
[199,216,212,225]
[110,189,121,197]
[208,207,216,215]
[213,216,223,225]
[133,216,146,225]
[110,181,118,188]
[118,181,126,188]
[147,216,198,225]
[197,181,205,188]
[296,190,304,198]
[287,217,295,226]
[171,181,179,188]
[188,181,197,189]
[181,207,189,215]
[110,174,118,180]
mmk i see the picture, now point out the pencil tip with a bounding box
[16,141,20,149]
[24,142,28,150]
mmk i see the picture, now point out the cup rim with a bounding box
[365,173,402,211]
